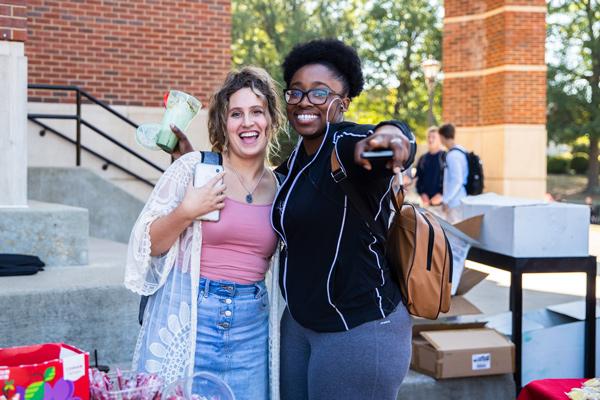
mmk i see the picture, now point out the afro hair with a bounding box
[282,38,364,99]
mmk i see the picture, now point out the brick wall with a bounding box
[443,0,547,198]
[0,1,27,42]
[442,0,546,126]
[27,0,231,107]
[444,12,546,72]
[445,0,545,18]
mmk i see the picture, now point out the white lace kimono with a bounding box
[124,152,281,400]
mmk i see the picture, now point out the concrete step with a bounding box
[0,237,139,365]
[0,200,89,266]
[28,167,145,243]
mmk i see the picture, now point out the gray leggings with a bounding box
[280,305,412,400]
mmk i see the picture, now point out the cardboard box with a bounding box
[434,214,483,295]
[460,193,590,257]
[410,267,488,320]
[442,267,489,317]
[443,216,488,316]
[0,343,89,400]
[411,323,515,379]
[482,301,600,386]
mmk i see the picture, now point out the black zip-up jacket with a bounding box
[271,121,407,332]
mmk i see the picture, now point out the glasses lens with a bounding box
[307,89,329,105]
[285,89,303,105]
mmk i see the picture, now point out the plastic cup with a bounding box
[162,371,236,400]
[156,90,202,153]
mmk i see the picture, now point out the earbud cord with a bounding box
[324,97,343,139]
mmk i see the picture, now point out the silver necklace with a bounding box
[226,163,267,204]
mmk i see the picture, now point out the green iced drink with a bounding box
[156,90,202,153]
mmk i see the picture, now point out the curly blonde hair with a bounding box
[208,66,284,161]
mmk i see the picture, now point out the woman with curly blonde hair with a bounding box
[125,66,285,400]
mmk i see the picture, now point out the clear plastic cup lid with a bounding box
[163,372,235,400]
[135,123,162,151]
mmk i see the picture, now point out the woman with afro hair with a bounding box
[271,38,416,399]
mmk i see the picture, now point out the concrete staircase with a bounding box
[2,167,143,362]
[0,238,139,365]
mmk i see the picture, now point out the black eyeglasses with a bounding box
[283,88,343,105]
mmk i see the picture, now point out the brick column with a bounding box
[443,0,547,198]
[0,1,28,207]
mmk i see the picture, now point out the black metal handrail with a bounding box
[27,84,164,187]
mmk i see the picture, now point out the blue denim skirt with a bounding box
[193,277,269,400]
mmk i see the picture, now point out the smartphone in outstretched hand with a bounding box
[360,150,394,160]
[193,163,224,222]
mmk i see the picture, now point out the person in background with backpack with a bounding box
[124,67,284,400]
[439,123,468,223]
[414,126,445,207]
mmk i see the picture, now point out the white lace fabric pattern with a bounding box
[124,152,281,399]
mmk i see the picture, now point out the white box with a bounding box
[482,301,600,386]
[460,193,590,257]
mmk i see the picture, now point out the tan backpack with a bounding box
[386,189,453,319]
[331,152,453,320]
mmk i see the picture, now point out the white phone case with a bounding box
[193,163,224,221]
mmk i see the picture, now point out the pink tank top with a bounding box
[200,197,278,284]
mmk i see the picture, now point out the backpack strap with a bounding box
[446,147,469,188]
[330,148,348,183]
[448,147,466,155]
[447,147,469,163]
[200,151,223,165]
[330,149,404,231]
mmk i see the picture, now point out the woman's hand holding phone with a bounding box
[179,171,226,221]
[354,123,416,173]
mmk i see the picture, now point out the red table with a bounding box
[517,379,587,400]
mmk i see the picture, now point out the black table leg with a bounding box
[512,270,523,393]
[509,274,515,312]
[585,264,596,378]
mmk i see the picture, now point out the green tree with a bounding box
[352,0,441,135]
[232,0,363,164]
[232,0,443,163]
[547,0,600,193]
[232,0,361,84]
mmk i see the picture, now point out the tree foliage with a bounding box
[231,0,442,164]
[547,0,600,192]
[353,0,441,129]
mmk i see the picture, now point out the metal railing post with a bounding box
[75,89,82,166]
